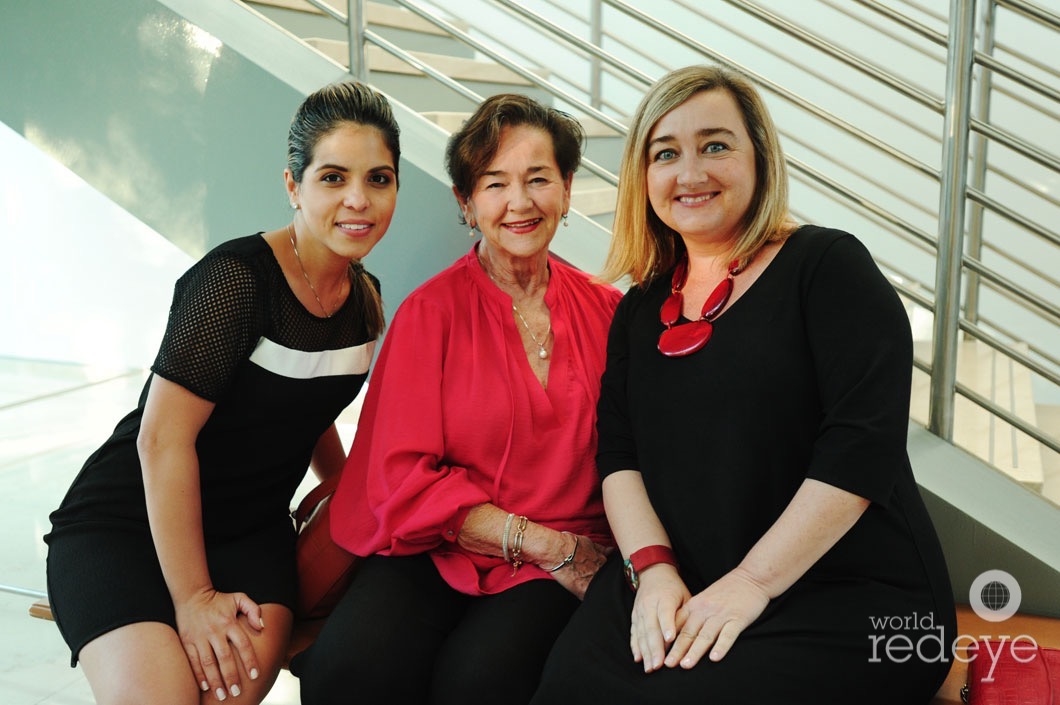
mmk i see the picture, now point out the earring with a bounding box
[562,213,569,227]
[468,221,477,238]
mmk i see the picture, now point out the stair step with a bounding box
[420,111,623,139]
[246,0,459,36]
[306,39,537,85]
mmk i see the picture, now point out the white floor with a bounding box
[0,357,332,705]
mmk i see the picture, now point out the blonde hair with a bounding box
[603,65,795,286]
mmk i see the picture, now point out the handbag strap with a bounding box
[294,475,341,528]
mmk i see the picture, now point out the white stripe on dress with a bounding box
[249,337,376,379]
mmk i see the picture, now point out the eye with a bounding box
[652,148,677,162]
[368,172,393,186]
[322,172,344,184]
[704,142,728,154]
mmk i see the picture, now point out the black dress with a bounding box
[45,234,377,665]
[532,226,956,704]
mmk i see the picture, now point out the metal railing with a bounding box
[273,0,1059,498]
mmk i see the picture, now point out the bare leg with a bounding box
[79,604,293,705]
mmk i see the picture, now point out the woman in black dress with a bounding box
[44,81,399,705]
[532,65,956,704]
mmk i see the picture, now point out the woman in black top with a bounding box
[45,80,399,705]
[532,65,956,704]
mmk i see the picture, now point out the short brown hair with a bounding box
[445,93,584,215]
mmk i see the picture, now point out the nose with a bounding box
[343,183,370,211]
[676,155,707,187]
[507,183,533,211]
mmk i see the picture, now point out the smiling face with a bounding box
[286,121,398,261]
[645,89,756,252]
[461,124,572,263]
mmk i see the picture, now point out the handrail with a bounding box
[719,0,943,110]
[929,0,977,442]
[296,0,1060,497]
[494,0,655,88]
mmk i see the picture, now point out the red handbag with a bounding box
[293,476,359,620]
[962,639,1060,704]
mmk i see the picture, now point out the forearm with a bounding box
[141,444,212,605]
[735,478,869,598]
[457,503,572,569]
[602,470,671,554]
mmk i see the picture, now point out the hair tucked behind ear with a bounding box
[289,80,397,338]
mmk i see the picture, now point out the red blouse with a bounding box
[330,245,621,595]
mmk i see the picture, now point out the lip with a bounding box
[502,218,543,234]
[336,221,374,236]
[675,192,717,205]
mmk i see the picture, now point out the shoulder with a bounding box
[779,224,880,279]
[550,257,623,310]
[181,234,272,285]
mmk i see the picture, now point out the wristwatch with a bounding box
[623,545,678,592]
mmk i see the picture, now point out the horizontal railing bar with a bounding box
[302,0,346,23]
[974,50,1060,104]
[394,0,629,136]
[970,117,1060,173]
[0,584,47,599]
[787,156,938,250]
[981,240,1060,293]
[673,0,942,145]
[782,130,940,223]
[959,318,1060,390]
[495,0,655,87]
[961,254,1060,327]
[719,0,942,110]
[954,379,1060,457]
[996,0,1060,30]
[603,0,941,180]
[977,313,1060,373]
[366,28,619,186]
[849,0,948,47]
[966,186,1060,250]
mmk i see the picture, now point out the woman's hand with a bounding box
[629,564,690,672]
[663,567,769,670]
[545,533,611,600]
[174,588,265,701]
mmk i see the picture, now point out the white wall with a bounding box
[0,122,194,371]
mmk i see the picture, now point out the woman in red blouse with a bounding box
[293,94,622,705]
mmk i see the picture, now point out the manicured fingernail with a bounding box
[201,681,209,691]
[249,668,259,680]
[259,617,266,629]
[216,687,227,701]
[230,684,241,697]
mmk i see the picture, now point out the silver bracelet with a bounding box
[545,532,579,573]
[502,512,515,563]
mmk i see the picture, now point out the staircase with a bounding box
[243,0,624,226]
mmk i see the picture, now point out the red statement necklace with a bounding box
[657,256,747,357]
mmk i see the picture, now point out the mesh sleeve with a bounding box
[151,251,265,402]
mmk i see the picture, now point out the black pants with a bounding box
[293,553,579,705]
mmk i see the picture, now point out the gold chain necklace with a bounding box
[288,223,331,318]
[478,250,551,360]
[512,303,551,360]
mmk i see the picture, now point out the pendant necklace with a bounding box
[478,249,552,360]
[288,223,331,318]
[657,255,749,357]
[512,303,551,360]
